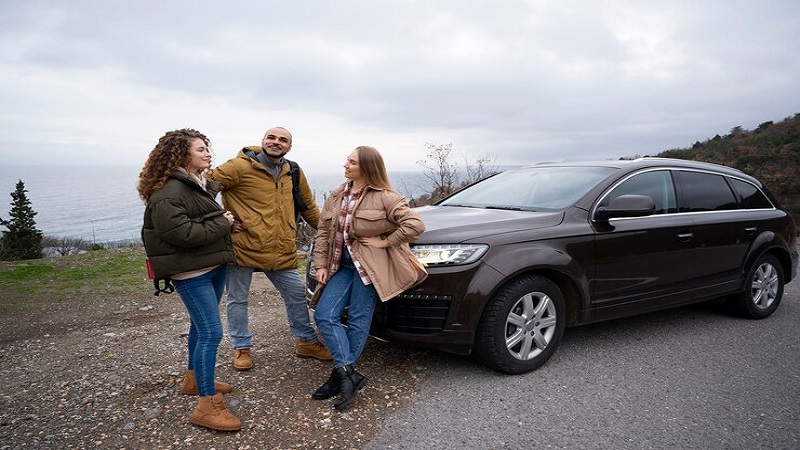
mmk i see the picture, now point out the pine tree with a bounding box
[0,180,43,260]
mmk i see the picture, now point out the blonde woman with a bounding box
[312,146,426,409]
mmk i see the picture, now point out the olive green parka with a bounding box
[141,171,236,280]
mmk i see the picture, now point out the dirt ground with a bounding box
[0,253,436,449]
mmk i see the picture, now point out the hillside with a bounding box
[657,113,799,214]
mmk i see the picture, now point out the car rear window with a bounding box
[729,178,774,209]
[676,170,737,212]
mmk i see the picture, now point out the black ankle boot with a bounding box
[334,364,367,410]
[312,369,340,400]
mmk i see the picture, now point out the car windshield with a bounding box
[439,166,617,210]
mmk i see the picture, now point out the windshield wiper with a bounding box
[484,205,523,211]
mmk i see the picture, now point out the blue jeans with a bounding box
[225,264,318,349]
[314,247,379,368]
[173,265,227,397]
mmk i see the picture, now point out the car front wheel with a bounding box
[473,274,566,374]
[730,254,784,319]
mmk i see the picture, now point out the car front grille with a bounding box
[375,292,453,335]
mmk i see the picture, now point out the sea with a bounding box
[0,165,430,246]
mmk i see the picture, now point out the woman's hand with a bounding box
[223,211,235,226]
[315,267,329,284]
[359,236,389,248]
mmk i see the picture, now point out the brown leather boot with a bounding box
[233,348,253,371]
[189,393,242,431]
[296,339,333,361]
[179,370,233,395]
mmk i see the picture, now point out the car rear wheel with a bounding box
[474,275,566,374]
[730,254,784,319]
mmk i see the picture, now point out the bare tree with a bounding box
[463,153,498,185]
[41,235,91,256]
[296,188,326,256]
[295,220,316,256]
[416,143,459,202]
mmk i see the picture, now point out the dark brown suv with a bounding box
[307,158,798,374]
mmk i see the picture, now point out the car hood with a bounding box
[414,205,564,244]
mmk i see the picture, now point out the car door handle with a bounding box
[744,227,757,235]
[677,232,693,241]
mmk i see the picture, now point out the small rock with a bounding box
[143,408,162,420]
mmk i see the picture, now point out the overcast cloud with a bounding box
[1,0,798,174]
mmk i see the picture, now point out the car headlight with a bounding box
[411,244,489,266]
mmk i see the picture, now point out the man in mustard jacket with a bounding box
[207,126,331,370]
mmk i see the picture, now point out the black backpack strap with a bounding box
[286,159,309,219]
[153,278,175,296]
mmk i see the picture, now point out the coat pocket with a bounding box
[354,208,393,236]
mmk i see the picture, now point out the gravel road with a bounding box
[0,266,435,449]
[366,282,800,450]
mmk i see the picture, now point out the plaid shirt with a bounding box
[330,182,372,286]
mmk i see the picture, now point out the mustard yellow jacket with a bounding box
[314,183,426,301]
[206,147,320,270]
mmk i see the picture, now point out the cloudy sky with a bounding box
[1,0,798,175]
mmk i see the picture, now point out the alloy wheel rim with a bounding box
[505,291,557,361]
[751,262,779,309]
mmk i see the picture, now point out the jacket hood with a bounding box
[169,170,220,197]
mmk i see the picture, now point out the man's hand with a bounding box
[232,219,244,233]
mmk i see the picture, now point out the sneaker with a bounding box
[232,348,253,371]
[296,339,333,361]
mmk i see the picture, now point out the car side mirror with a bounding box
[594,194,656,221]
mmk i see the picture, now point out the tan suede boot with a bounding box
[233,348,253,371]
[296,339,333,361]
[189,393,242,431]
[179,370,233,395]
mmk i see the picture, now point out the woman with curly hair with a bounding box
[138,128,240,431]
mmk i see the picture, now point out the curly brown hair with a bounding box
[137,128,211,202]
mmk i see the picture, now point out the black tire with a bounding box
[730,254,784,319]
[473,275,566,374]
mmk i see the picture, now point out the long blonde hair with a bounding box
[355,146,392,190]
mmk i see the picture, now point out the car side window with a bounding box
[729,178,774,209]
[598,170,677,215]
[675,170,737,212]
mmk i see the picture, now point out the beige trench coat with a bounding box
[313,183,426,301]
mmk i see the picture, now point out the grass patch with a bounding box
[0,246,148,311]
[1,245,312,313]
[0,263,56,281]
